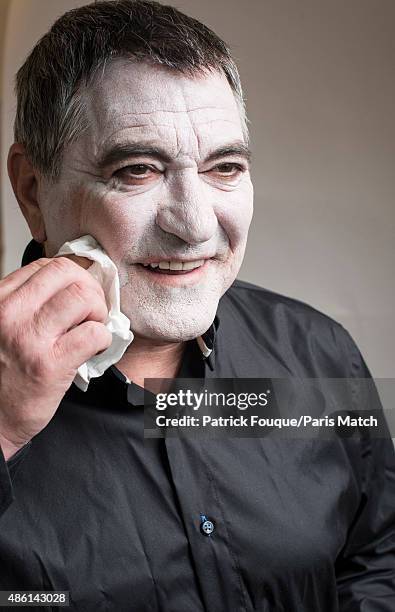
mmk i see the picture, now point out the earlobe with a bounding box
[7,143,47,244]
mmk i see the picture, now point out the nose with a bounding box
[156,172,218,245]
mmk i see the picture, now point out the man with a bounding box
[0,1,394,610]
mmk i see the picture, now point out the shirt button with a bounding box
[200,517,215,536]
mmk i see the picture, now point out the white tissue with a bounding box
[55,235,134,392]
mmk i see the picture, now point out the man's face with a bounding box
[39,59,253,341]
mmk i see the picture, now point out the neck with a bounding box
[115,334,187,391]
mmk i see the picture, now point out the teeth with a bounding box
[182,260,203,270]
[142,260,206,271]
[169,261,183,271]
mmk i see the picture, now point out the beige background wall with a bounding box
[1,0,394,377]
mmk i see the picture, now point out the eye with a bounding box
[208,163,245,179]
[113,164,159,184]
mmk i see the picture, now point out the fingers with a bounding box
[33,283,109,338]
[2,257,105,316]
[0,251,113,376]
[54,321,113,371]
[0,258,52,298]
[0,254,93,299]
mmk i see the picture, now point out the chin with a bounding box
[126,306,218,343]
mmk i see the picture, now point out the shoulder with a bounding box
[222,278,343,334]
[219,279,361,377]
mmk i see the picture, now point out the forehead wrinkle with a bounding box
[98,116,242,154]
[98,106,234,115]
[98,122,174,151]
[96,113,199,152]
[88,95,245,165]
[91,100,240,136]
[90,104,236,134]
[87,58,244,139]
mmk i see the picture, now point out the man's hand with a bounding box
[0,256,112,461]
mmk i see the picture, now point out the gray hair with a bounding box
[14,0,249,181]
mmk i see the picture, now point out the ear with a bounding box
[7,143,47,244]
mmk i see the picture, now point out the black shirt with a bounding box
[0,240,394,611]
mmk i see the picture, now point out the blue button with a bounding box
[200,514,215,536]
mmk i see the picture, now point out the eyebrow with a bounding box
[96,140,252,169]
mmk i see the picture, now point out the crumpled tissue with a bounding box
[55,235,134,392]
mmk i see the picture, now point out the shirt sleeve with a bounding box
[335,328,395,611]
[0,441,32,517]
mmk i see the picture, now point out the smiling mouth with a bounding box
[136,259,208,275]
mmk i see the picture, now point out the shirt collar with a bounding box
[21,238,44,267]
[198,315,219,370]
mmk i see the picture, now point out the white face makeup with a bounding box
[40,59,254,341]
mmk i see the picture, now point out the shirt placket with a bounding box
[163,359,248,612]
